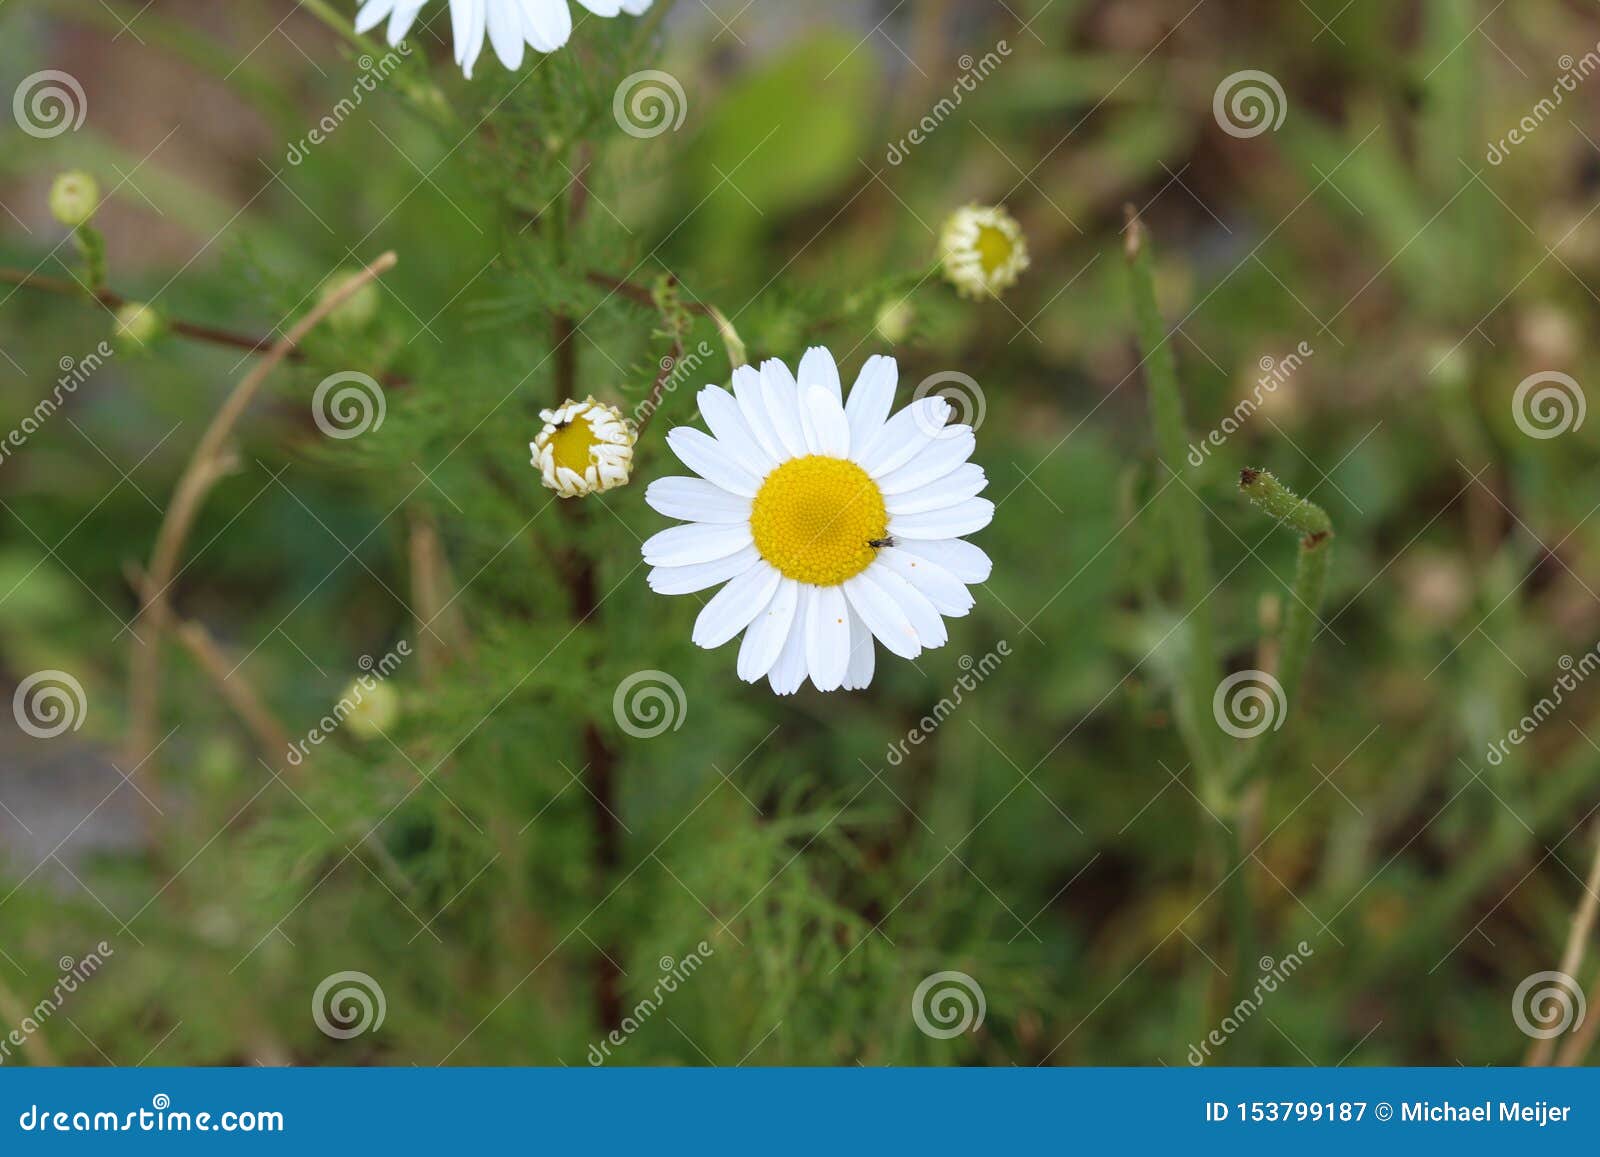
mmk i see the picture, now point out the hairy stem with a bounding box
[1124,210,1220,782]
[1232,469,1333,794]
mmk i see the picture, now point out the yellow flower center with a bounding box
[975,225,1015,276]
[548,418,600,474]
[750,455,888,586]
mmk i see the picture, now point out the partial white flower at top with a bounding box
[642,350,994,695]
[532,397,636,497]
[939,204,1030,300]
[355,0,655,78]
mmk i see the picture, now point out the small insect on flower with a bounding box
[532,396,636,498]
[355,0,655,78]
[939,204,1030,300]
[642,349,994,695]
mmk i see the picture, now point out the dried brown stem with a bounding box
[126,252,398,823]
[1529,823,1600,1065]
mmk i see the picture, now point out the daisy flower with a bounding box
[355,0,655,78]
[939,203,1030,300]
[642,350,993,694]
[532,397,636,497]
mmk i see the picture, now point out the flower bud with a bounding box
[48,171,100,228]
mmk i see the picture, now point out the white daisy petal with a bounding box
[620,0,652,12]
[388,1,427,39]
[666,427,762,497]
[805,584,851,692]
[801,385,851,458]
[894,538,992,584]
[857,397,953,477]
[693,563,781,649]
[521,0,572,51]
[842,607,875,690]
[453,0,487,76]
[647,547,760,595]
[876,426,975,495]
[885,464,987,516]
[767,593,812,695]
[877,547,975,617]
[645,477,752,524]
[844,354,897,450]
[797,346,843,404]
[759,358,808,458]
[355,0,398,34]
[575,0,624,13]
[738,578,800,682]
[843,570,921,660]
[486,0,526,69]
[890,497,994,540]
[867,564,947,650]
[642,522,752,568]
[731,365,786,464]
[699,386,777,477]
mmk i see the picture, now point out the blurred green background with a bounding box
[2,0,1599,1066]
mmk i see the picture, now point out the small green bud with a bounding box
[874,299,915,344]
[48,171,100,227]
[113,301,164,349]
[318,269,382,332]
[343,679,400,740]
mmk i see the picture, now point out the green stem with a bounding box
[1232,469,1333,794]
[1124,210,1220,783]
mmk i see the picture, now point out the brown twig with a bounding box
[1529,823,1600,1065]
[126,252,398,825]
[0,268,297,357]
[547,303,625,1034]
